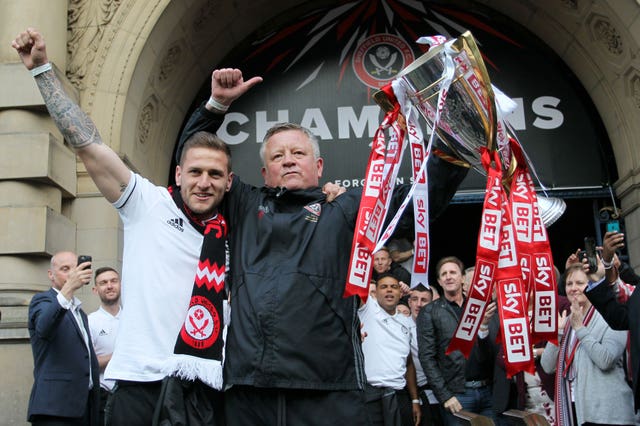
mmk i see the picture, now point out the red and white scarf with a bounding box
[162,186,227,389]
[554,305,595,426]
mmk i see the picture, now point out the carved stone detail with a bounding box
[633,77,640,109]
[560,0,578,10]
[158,43,183,85]
[67,0,124,88]
[193,1,218,33]
[138,96,158,146]
[624,68,640,110]
[589,15,623,56]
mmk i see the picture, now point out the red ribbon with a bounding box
[345,85,406,301]
[495,184,535,377]
[508,138,558,345]
[447,148,502,356]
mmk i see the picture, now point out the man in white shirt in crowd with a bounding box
[360,272,421,426]
[408,284,441,425]
[88,267,122,426]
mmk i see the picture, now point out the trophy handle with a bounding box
[452,32,498,156]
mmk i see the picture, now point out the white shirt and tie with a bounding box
[55,288,93,389]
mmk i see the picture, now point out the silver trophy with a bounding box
[375,31,565,226]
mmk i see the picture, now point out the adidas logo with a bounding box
[99,329,108,336]
[167,217,184,232]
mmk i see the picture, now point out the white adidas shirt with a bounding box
[88,306,121,390]
[105,172,207,383]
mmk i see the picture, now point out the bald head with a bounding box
[48,251,77,290]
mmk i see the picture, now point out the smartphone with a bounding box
[583,237,598,273]
[607,220,621,233]
[77,255,92,271]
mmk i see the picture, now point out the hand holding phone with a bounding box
[582,237,598,274]
[77,255,92,284]
[606,220,620,233]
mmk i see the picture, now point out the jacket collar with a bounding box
[262,186,324,203]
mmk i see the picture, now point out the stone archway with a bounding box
[80,1,640,238]
[486,0,640,266]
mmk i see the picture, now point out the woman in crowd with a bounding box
[540,262,635,425]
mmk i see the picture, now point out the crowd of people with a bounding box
[14,27,640,426]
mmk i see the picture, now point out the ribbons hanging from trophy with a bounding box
[348,30,563,376]
[345,36,459,300]
[345,84,408,301]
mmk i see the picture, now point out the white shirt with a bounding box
[359,298,413,390]
[105,172,207,383]
[88,306,121,390]
[55,289,93,388]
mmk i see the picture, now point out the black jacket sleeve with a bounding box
[586,281,630,330]
[387,153,469,238]
[175,102,226,163]
[426,154,469,220]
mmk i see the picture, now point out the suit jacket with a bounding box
[27,288,100,423]
[587,281,640,412]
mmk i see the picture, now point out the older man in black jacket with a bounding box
[179,68,469,425]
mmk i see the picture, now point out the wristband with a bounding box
[206,96,229,112]
[31,63,52,77]
[412,399,420,404]
[602,258,614,269]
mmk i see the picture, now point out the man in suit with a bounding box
[27,251,100,425]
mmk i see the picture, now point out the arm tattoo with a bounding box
[35,70,103,149]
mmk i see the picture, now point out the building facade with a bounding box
[1,0,640,423]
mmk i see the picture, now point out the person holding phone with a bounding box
[586,230,640,414]
[27,251,100,425]
[540,261,636,425]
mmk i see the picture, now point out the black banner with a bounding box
[180,1,615,194]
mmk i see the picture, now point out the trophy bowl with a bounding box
[374,31,565,226]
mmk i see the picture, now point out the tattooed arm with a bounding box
[12,28,130,203]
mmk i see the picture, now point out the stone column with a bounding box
[0,1,73,423]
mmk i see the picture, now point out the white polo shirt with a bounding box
[88,306,121,390]
[359,298,413,390]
